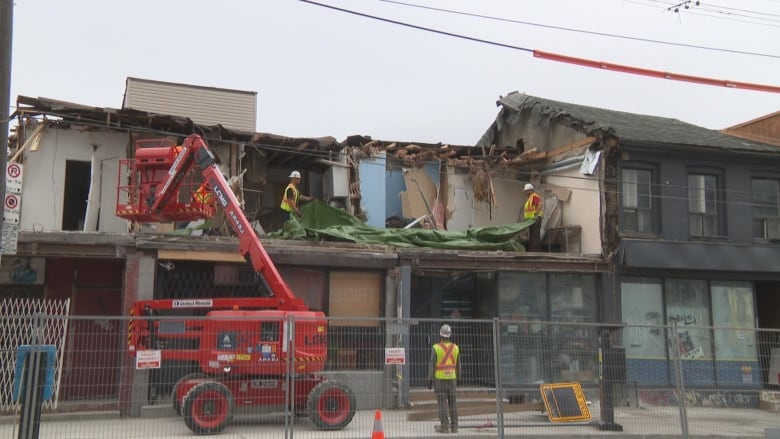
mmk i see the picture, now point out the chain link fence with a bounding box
[1,313,778,438]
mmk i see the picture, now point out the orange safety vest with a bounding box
[193,183,213,204]
[280,183,299,212]
[433,342,459,380]
[523,192,543,220]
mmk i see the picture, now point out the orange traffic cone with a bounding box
[372,410,385,439]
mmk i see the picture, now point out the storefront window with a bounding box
[665,279,714,385]
[711,282,759,385]
[497,272,546,321]
[550,274,598,383]
[621,278,665,359]
[497,272,546,385]
[665,279,712,359]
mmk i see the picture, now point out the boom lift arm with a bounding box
[148,134,306,311]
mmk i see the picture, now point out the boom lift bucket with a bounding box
[116,139,216,222]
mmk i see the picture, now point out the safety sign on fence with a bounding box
[136,350,162,369]
[384,347,406,365]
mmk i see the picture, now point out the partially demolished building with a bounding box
[3,82,778,408]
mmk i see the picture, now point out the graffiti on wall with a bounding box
[638,389,758,408]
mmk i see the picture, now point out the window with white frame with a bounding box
[621,168,656,234]
[751,178,779,239]
[688,173,721,237]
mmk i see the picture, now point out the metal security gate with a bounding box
[0,298,70,413]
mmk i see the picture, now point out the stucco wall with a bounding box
[19,127,129,233]
[545,165,601,255]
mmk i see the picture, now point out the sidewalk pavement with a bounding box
[1,404,778,438]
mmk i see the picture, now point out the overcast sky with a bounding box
[9,0,780,145]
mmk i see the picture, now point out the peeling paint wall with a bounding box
[446,167,524,230]
[19,127,129,233]
[545,166,601,255]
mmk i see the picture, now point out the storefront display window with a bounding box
[549,274,598,383]
[711,282,759,385]
[497,272,547,384]
[621,278,665,359]
[665,279,712,360]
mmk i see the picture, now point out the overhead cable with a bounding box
[300,0,780,93]
[379,0,780,59]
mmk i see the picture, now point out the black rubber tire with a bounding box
[182,381,234,435]
[306,379,356,430]
[172,373,208,416]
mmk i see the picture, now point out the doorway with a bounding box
[62,160,91,231]
[756,281,780,387]
[408,273,496,387]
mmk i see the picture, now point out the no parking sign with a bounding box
[4,193,20,223]
[6,163,23,193]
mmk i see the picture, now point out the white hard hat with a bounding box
[524,183,534,191]
[439,324,452,338]
[289,170,301,179]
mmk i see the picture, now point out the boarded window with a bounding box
[328,271,381,327]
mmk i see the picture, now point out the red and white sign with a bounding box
[3,194,20,224]
[135,350,162,369]
[6,163,23,193]
[384,347,406,365]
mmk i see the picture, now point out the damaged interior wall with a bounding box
[17,126,129,233]
[398,165,441,229]
[446,167,523,231]
[543,164,601,255]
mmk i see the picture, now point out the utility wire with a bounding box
[704,2,780,19]
[298,0,533,52]
[632,0,780,27]
[379,0,780,59]
[300,1,780,93]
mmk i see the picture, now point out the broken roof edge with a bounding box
[12,95,346,151]
[485,91,779,152]
[495,92,618,140]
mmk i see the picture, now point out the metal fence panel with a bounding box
[0,316,778,438]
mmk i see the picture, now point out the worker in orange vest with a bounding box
[192,182,213,205]
[523,183,543,251]
[428,324,460,434]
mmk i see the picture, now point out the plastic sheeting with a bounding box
[270,201,533,252]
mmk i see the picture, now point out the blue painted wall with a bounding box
[359,153,387,228]
[362,157,443,227]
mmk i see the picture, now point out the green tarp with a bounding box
[268,201,533,252]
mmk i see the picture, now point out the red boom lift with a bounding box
[116,135,356,434]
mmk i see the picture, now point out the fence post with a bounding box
[285,314,295,439]
[492,317,504,438]
[16,314,45,439]
[670,321,690,439]
[598,325,623,431]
